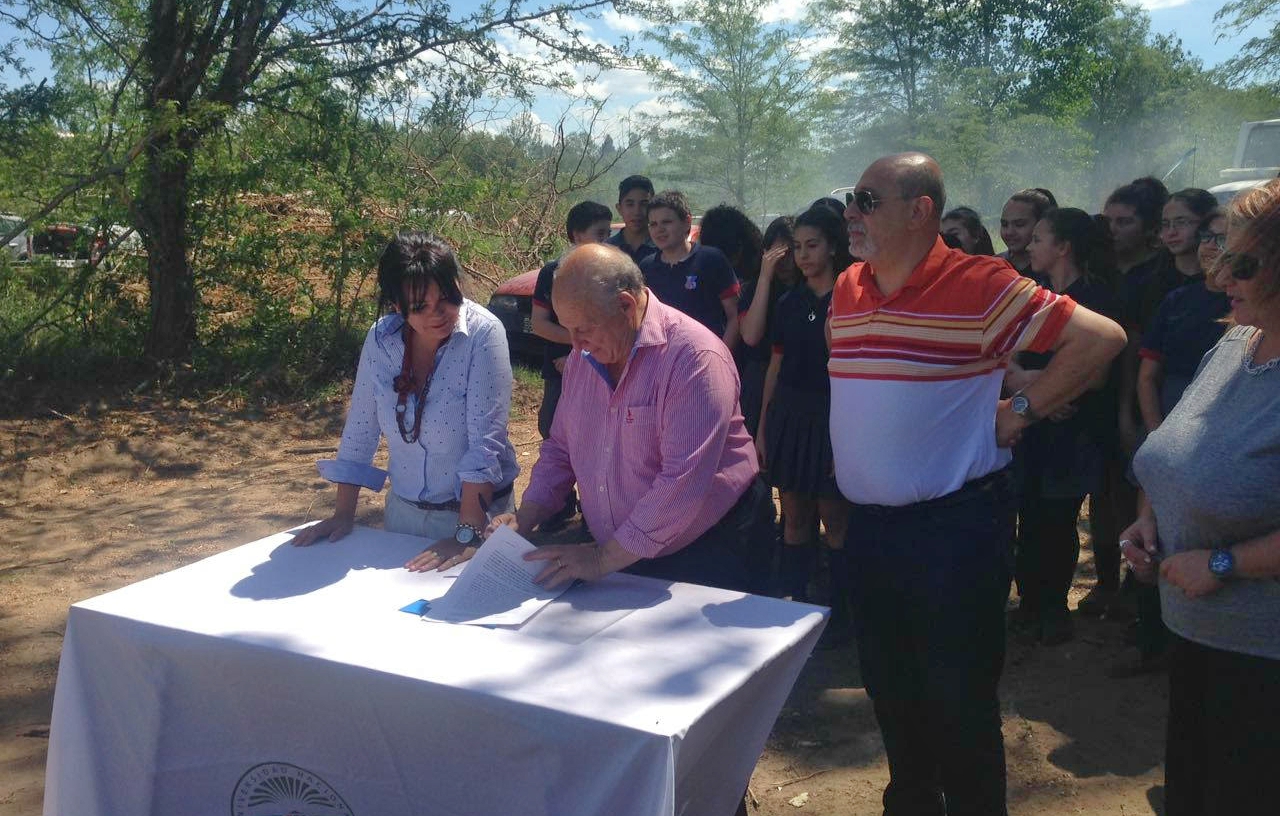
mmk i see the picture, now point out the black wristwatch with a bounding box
[1011,390,1039,423]
[454,522,482,546]
[1208,548,1235,579]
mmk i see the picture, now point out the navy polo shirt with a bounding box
[532,259,573,379]
[639,244,741,337]
[1140,276,1230,380]
[771,285,833,394]
[606,230,657,265]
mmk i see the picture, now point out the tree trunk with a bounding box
[140,129,198,364]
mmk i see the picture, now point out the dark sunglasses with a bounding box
[1198,230,1227,250]
[848,188,904,216]
[1229,253,1261,281]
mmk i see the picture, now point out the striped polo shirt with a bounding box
[828,238,1075,506]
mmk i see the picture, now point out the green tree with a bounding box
[644,0,832,212]
[1216,0,1280,91]
[8,0,634,364]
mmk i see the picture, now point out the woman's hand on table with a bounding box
[1119,515,1160,583]
[1160,551,1223,598]
[289,514,354,547]
[405,538,477,572]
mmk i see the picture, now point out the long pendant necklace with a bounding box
[394,328,449,443]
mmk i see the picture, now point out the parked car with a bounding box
[32,223,92,262]
[1,213,32,261]
[488,222,702,366]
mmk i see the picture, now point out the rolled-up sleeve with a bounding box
[612,349,737,558]
[318,327,388,491]
[455,319,514,491]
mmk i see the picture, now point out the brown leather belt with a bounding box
[408,481,514,512]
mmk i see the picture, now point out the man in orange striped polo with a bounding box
[828,153,1125,816]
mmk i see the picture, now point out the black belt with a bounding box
[849,467,1013,516]
[408,481,514,512]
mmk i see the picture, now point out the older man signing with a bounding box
[488,243,764,591]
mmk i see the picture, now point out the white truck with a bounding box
[1208,118,1280,205]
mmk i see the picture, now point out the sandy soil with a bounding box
[0,390,1167,815]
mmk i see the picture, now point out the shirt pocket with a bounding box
[618,404,661,473]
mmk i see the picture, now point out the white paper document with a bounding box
[420,526,570,626]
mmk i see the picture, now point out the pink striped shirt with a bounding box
[523,293,759,558]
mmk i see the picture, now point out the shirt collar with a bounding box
[858,236,951,303]
[582,289,667,382]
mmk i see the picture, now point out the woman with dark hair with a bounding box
[999,188,1056,275]
[1123,178,1280,816]
[941,206,995,255]
[757,206,852,633]
[739,216,800,436]
[698,203,764,284]
[1137,205,1231,431]
[291,231,519,574]
[1008,207,1119,644]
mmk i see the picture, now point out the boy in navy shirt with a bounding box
[638,190,741,349]
[531,200,613,530]
[605,175,658,264]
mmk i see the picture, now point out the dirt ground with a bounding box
[0,388,1168,816]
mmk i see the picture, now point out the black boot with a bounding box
[778,542,815,602]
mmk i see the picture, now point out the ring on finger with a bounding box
[556,557,564,569]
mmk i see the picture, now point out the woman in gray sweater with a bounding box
[1123,179,1280,816]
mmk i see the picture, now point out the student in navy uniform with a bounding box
[530,200,613,531]
[1137,208,1231,432]
[639,190,741,349]
[1008,207,1121,645]
[605,175,658,264]
[1086,176,1171,620]
[757,206,853,633]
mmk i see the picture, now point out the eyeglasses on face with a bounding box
[1198,230,1228,250]
[849,188,905,216]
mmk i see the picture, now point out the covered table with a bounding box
[44,526,825,816]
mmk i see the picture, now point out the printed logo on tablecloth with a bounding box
[231,762,354,816]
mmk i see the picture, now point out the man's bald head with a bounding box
[868,152,946,225]
[554,243,646,317]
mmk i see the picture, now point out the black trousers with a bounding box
[623,477,766,593]
[1015,493,1085,625]
[1165,634,1280,816]
[844,469,1016,816]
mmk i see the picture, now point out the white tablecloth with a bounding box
[44,526,825,816]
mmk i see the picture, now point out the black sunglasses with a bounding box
[1229,253,1261,281]
[848,188,904,216]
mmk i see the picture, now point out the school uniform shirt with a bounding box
[639,244,741,338]
[1139,274,1230,413]
[532,258,573,379]
[772,285,833,395]
[606,230,658,265]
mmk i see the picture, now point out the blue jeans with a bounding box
[844,469,1016,816]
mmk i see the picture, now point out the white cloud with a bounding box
[600,9,647,34]
[760,0,812,24]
